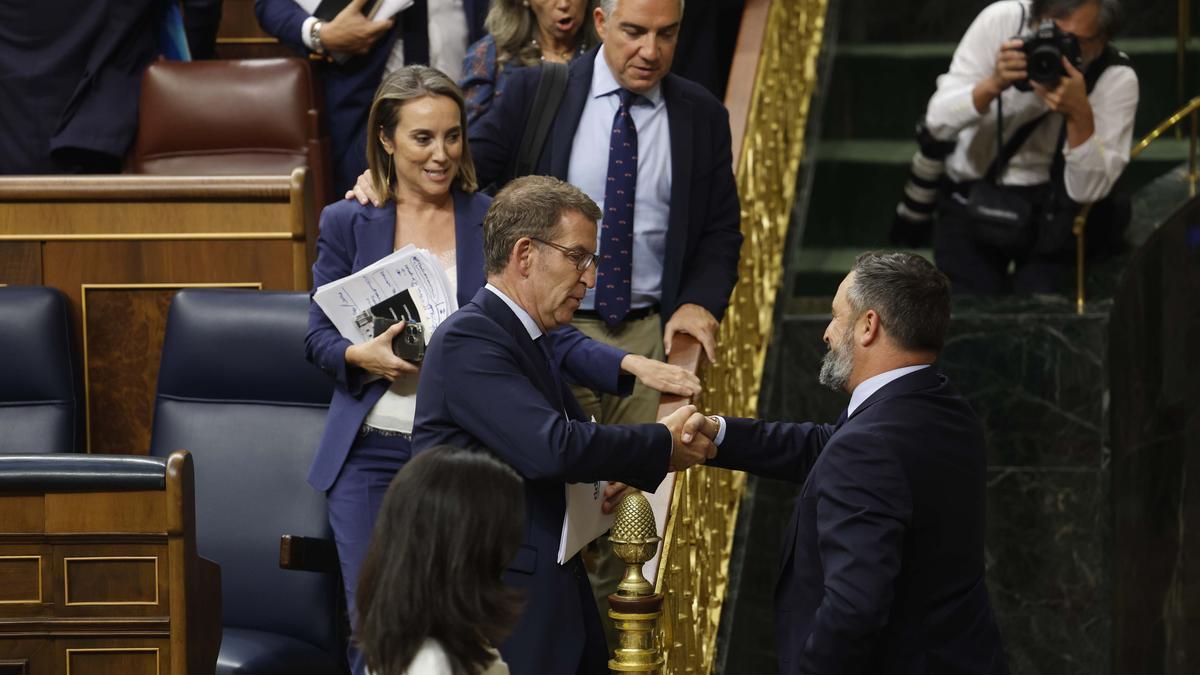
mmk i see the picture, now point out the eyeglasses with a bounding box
[530,237,600,272]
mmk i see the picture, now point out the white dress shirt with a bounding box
[924,0,1139,204]
[303,0,468,81]
[568,48,672,311]
[712,364,932,446]
[484,283,542,340]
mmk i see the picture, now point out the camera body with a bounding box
[1014,19,1083,91]
[372,316,425,363]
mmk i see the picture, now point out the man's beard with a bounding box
[817,329,855,393]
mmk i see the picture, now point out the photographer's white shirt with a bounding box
[925,0,1139,204]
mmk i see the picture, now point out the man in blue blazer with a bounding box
[255,0,488,192]
[468,0,742,415]
[688,252,1008,674]
[413,176,713,675]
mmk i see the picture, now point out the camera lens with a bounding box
[1028,45,1061,85]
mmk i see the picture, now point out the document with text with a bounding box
[313,245,456,345]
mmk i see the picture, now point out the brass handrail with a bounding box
[1073,95,1200,314]
[1178,0,1191,139]
[642,0,830,672]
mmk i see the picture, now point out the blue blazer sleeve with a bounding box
[799,428,913,673]
[550,326,633,397]
[305,206,369,397]
[435,315,668,491]
[708,417,836,483]
[254,0,310,54]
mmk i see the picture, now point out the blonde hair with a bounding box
[365,66,478,200]
[485,0,600,71]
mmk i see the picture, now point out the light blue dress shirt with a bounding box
[567,48,672,312]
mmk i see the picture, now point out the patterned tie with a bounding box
[595,88,639,328]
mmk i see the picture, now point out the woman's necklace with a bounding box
[531,37,578,63]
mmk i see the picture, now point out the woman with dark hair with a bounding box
[459,0,596,125]
[357,445,524,675]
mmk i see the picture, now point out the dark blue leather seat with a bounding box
[149,289,344,675]
[0,286,81,454]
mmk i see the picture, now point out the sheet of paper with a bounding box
[291,0,412,19]
[558,480,614,565]
[641,474,674,585]
[314,245,456,345]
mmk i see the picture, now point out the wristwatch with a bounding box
[309,19,325,53]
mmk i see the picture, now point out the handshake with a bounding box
[659,404,720,472]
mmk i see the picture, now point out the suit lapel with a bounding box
[473,288,566,413]
[664,76,693,285]
[357,203,396,269]
[545,47,597,179]
[452,191,486,307]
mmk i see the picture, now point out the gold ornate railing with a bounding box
[1073,95,1200,314]
[650,0,829,672]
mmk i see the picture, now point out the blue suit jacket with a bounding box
[468,46,743,322]
[711,367,1008,674]
[304,191,629,492]
[412,287,672,675]
[254,0,488,191]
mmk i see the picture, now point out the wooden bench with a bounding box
[0,450,220,675]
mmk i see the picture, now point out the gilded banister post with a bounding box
[609,491,665,673]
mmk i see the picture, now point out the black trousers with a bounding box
[933,181,1074,295]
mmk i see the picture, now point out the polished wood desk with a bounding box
[0,451,220,675]
[0,169,316,454]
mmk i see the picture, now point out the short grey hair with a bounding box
[1031,0,1122,40]
[483,176,603,275]
[846,252,951,353]
[600,0,685,18]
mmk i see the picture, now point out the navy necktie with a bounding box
[595,88,639,328]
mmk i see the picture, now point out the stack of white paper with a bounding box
[313,245,457,345]
[558,480,615,565]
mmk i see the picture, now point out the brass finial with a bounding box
[610,490,661,597]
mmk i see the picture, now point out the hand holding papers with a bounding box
[558,480,615,565]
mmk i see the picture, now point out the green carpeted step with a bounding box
[825,38,1200,141]
[800,138,1191,250]
[788,247,933,299]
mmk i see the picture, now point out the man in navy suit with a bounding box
[413,175,713,675]
[468,0,742,421]
[255,0,488,192]
[686,252,1008,674]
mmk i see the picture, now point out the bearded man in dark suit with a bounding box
[687,252,1008,674]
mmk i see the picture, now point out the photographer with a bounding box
[926,0,1137,294]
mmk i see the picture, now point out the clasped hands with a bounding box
[660,404,720,473]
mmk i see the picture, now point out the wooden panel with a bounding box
[39,240,293,453]
[0,497,44,534]
[0,558,41,605]
[0,640,48,675]
[44,493,164,534]
[83,289,176,457]
[65,646,160,675]
[215,0,294,60]
[0,242,40,284]
[64,558,158,607]
[0,201,293,238]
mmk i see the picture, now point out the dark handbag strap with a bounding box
[511,61,569,181]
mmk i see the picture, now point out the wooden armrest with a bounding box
[279,534,339,573]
